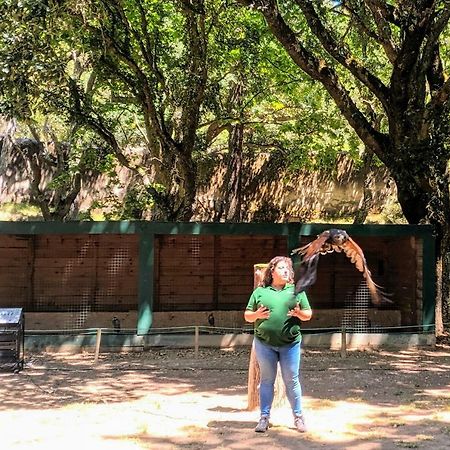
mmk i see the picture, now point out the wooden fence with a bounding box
[0,221,436,332]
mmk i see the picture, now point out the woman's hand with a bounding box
[256,304,270,320]
[288,303,312,321]
[244,305,270,323]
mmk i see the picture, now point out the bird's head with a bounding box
[329,229,349,245]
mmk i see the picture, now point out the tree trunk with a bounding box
[6,137,82,221]
[214,78,246,223]
[353,150,374,224]
[393,160,450,337]
[173,151,198,221]
[220,122,244,222]
[435,225,450,337]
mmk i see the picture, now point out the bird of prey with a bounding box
[112,316,121,333]
[291,229,388,305]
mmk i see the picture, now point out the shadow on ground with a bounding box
[0,346,449,449]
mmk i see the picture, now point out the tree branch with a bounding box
[294,0,390,110]
[420,6,450,84]
[238,0,387,157]
[423,77,450,135]
[178,0,208,153]
[79,3,177,156]
[100,29,177,152]
[361,0,399,62]
[338,2,388,46]
[364,0,400,25]
[389,3,435,106]
[135,0,166,89]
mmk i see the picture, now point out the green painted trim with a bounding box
[0,221,141,234]
[24,333,145,350]
[144,221,291,235]
[137,233,154,335]
[293,223,434,237]
[287,222,302,253]
[0,220,434,238]
[421,232,436,330]
[23,330,436,351]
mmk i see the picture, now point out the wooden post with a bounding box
[340,326,347,358]
[194,325,199,357]
[253,263,267,290]
[247,264,286,411]
[94,328,102,363]
[247,339,260,410]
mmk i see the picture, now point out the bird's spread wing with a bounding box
[291,230,331,261]
[341,237,387,305]
[341,236,366,272]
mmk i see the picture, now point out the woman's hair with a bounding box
[262,256,294,287]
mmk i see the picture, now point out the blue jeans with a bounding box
[254,337,302,417]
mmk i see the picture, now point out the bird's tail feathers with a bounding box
[294,254,320,294]
[364,274,393,305]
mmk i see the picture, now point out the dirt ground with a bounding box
[0,345,449,450]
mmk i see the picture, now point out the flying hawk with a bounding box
[291,229,389,305]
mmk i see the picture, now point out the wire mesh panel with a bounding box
[342,281,372,332]
[32,234,139,330]
[94,235,139,311]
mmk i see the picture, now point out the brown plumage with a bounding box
[291,229,389,305]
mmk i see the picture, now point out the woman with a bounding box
[244,256,312,433]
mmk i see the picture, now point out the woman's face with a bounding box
[271,261,291,285]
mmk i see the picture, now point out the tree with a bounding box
[1,0,367,223]
[0,1,107,220]
[201,3,364,222]
[0,0,211,221]
[237,0,450,335]
[68,0,209,221]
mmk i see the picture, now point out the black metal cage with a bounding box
[0,308,24,372]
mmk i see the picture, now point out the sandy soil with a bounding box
[0,345,449,450]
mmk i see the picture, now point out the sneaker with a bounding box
[255,415,270,433]
[294,414,307,432]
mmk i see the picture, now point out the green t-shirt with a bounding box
[246,284,311,347]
